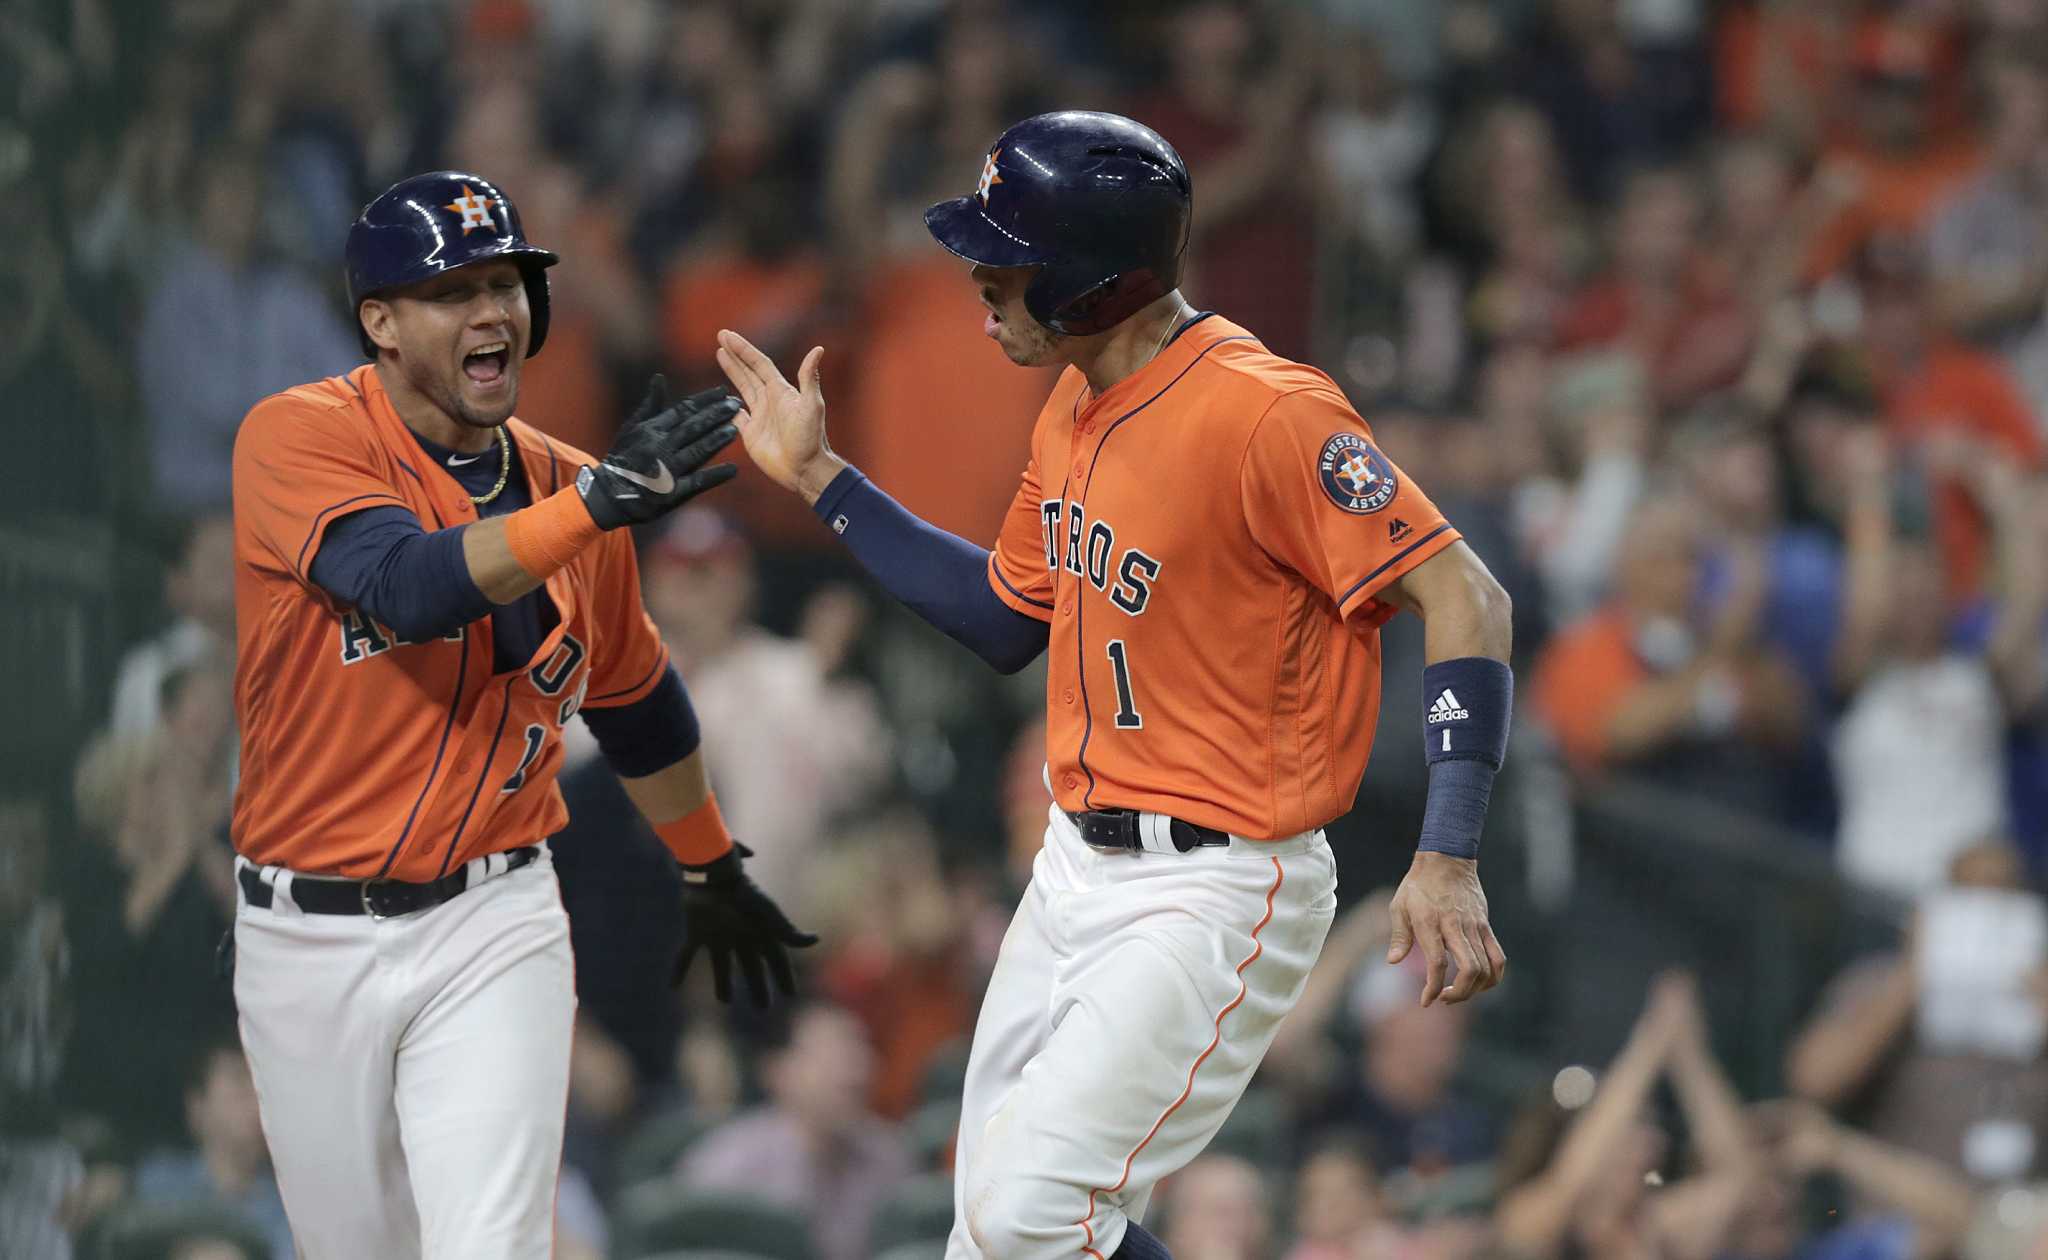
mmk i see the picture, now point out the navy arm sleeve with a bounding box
[582,668,702,778]
[308,506,492,642]
[813,468,1048,674]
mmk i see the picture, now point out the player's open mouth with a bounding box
[463,342,510,385]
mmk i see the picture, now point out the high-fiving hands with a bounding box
[577,375,742,530]
[714,330,848,505]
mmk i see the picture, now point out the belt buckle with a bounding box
[359,878,399,920]
[1083,809,1140,852]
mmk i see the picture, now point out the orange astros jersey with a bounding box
[986,315,1460,840]
[230,364,669,880]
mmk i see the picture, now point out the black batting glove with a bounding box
[577,374,741,530]
[673,842,819,1007]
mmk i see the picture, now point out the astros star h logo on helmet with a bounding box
[977,148,1004,204]
[444,185,499,235]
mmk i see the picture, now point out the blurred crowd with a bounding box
[9,0,2048,1256]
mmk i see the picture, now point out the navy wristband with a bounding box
[1417,657,1513,860]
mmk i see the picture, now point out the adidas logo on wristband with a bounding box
[1427,689,1470,723]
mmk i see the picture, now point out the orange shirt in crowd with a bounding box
[1715,11,1969,145]
[1883,342,2044,598]
[840,254,1055,544]
[662,247,829,379]
[1806,139,1983,281]
[824,948,976,1123]
[515,308,616,458]
[664,246,836,546]
[1530,608,1645,776]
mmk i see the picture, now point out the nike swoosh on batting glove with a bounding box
[673,842,819,1007]
[578,375,742,530]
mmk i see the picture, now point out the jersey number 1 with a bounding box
[1106,640,1142,730]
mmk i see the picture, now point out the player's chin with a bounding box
[455,365,519,424]
[996,330,1059,368]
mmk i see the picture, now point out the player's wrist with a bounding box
[657,794,737,869]
[504,486,605,580]
[795,454,850,506]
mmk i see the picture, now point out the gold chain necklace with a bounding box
[469,427,512,506]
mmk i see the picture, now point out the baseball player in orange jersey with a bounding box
[227,170,812,1259]
[717,112,1514,1260]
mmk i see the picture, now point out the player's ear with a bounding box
[360,298,400,356]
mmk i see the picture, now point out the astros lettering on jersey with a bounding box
[230,364,669,880]
[986,314,1459,839]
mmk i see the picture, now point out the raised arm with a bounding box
[1831,429,1895,696]
[1380,541,1514,1006]
[1496,978,1686,1256]
[1785,953,1917,1107]
[714,329,1049,674]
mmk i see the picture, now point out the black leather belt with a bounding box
[238,846,540,918]
[1067,809,1229,853]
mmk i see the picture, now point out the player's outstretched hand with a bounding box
[673,842,820,1007]
[1387,852,1506,1006]
[714,330,847,504]
[578,374,741,530]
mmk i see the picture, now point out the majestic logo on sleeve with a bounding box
[1318,433,1398,515]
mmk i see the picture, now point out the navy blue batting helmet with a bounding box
[344,171,559,359]
[924,111,1192,336]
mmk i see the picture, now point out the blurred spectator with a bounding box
[1128,1,1317,360]
[1787,840,2048,1181]
[1531,492,1807,811]
[826,7,1059,542]
[1745,1098,1977,1260]
[1929,45,2048,430]
[1268,895,1494,1175]
[1156,1153,1272,1260]
[1312,32,1436,280]
[677,1001,911,1260]
[1281,1135,1401,1260]
[1671,401,1843,703]
[137,144,357,512]
[65,658,238,1154]
[1711,0,1861,147]
[110,514,235,737]
[131,1040,293,1260]
[813,814,982,1120]
[1517,352,1652,624]
[1508,0,1713,203]
[1555,166,1752,409]
[0,801,78,1259]
[1432,100,1588,347]
[1828,433,2046,896]
[1494,973,1756,1260]
[1806,20,1983,281]
[634,508,890,915]
[1859,237,2042,602]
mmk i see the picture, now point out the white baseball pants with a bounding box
[947,806,1338,1259]
[231,844,575,1260]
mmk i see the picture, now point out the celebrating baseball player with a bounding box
[226,170,813,1259]
[717,112,1514,1260]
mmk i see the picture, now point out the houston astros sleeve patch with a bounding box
[1317,433,1398,514]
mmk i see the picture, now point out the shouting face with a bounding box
[971,263,1065,367]
[360,259,530,431]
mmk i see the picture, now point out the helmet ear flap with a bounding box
[521,263,551,358]
[1025,266,1170,336]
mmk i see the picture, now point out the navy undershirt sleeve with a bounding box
[308,506,491,644]
[582,668,702,778]
[812,467,1048,674]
